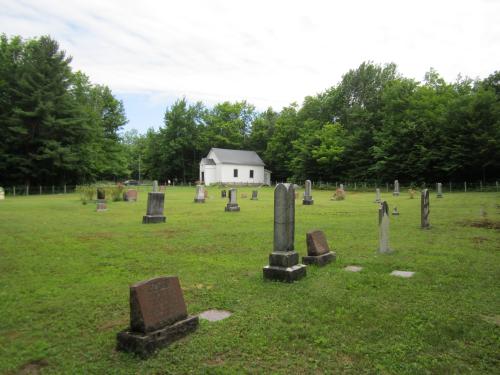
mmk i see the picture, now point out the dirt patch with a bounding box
[76,232,114,241]
[461,219,500,230]
[481,315,500,326]
[205,356,225,366]
[472,236,489,244]
[98,316,128,331]
[16,359,48,375]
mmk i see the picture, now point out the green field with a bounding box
[0,187,499,374]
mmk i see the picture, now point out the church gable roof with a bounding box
[209,148,265,166]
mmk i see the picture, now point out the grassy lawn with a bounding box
[0,187,499,374]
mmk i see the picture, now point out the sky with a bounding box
[2,0,499,133]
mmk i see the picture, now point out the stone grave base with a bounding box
[302,199,314,205]
[263,264,306,282]
[437,194,443,198]
[225,204,240,212]
[194,199,205,203]
[116,315,198,358]
[96,202,107,212]
[392,193,400,196]
[142,215,166,224]
[302,251,335,266]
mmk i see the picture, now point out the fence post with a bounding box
[354,182,357,190]
[64,184,67,194]
[464,181,467,192]
[449,181,452,192]
[26,185,29,196]
[480,181,483,192]
[13,186,16,196]
[52,185,55,194]
[386,183,389,192]
[39,185,42,195]
[497,181,499,192]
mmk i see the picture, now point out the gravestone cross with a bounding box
[263,183,306,282]
[303,180,314,205]
[421,189,430,229]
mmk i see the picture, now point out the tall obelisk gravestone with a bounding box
[378,201,391,253]
[393,180,400,196]
[303,179,314,205]
[263,183,306,282]
[421,189,430,229]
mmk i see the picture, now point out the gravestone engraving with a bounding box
[251,190,258,200]
[116,276,198,357]
[0,187,4,200]
[221,190,226,198]
[142,192,166,223]
[421,189,430,229]
[393,180,400,196]
[374,188,381,203]
[263,183,306,282]
[302,230,336,266]
[303,180,314,205]
[152,180,158,192]
[378,201,392,253]
[194,185,205,203]
[123,189,138,202]
[436,182,443,198]
[225,188,240,212]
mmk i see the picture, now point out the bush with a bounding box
[110,185,125,202]
[76,185,95,204]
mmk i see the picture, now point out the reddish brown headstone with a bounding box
[124,189,138,201]
[130,276,187,333]
[306,230,330,256]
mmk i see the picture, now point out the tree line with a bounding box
[1,35,499,186]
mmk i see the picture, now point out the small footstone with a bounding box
[390,270,415,278]
[199,310,232,322]
[344,265,362,272]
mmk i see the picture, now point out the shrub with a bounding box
[76,185,95,204]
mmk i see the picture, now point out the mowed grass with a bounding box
[0,187,499,374]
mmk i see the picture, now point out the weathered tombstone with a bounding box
[339,183,344,190]
[251,190,258,200]
[421,189,430,229]
[225,188,240,212]
[436,182,443,198]
[123,189,138,202]
[392,206,399,216]
[302,230,336,266]
[303,180,314,205]
[263,183,306,282]
[116,276,198,357]
[393,180,400,196]
[143,192,166,223]
[0,187,4,200]
[194,185,205,203]
[378,201,392,253]
[221,190,226,198]
[374,188,381,203]
[96,188,107,211]
[152,180,158,192]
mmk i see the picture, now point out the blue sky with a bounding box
[2,0,499,133]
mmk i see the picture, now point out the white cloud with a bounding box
[1,0,499,111]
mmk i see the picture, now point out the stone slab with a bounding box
[142,215,166,224]
[199,310,232,322]
[344,265,363,272]
[302,199,314,205]
[306,230,330,256]
[130,276,187,333]
[96,202,107,212]
[269,251,299,267]
[194,198,205,203]
[263,264,306,282]
[116,315,198,358]
[390,270,415,278]
[302,251,336,266]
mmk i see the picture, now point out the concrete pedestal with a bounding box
[302,252,335,266]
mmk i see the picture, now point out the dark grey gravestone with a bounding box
[225,188,240,212]
[302,230,336,266]
[392,206,399,216]
[116,276,198,358]
[143,192,166,223]
[194,185,205,203]
[97,188,105,200]
[251,190,258,200]
[378,201,392,253]
[421,189,430,229]
[393,180,400,196]
[221,190,227,198]
[303,179,314,205]
[263,183,306,282]
[437,182,443,198]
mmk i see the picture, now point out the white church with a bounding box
[199,148,272,186]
